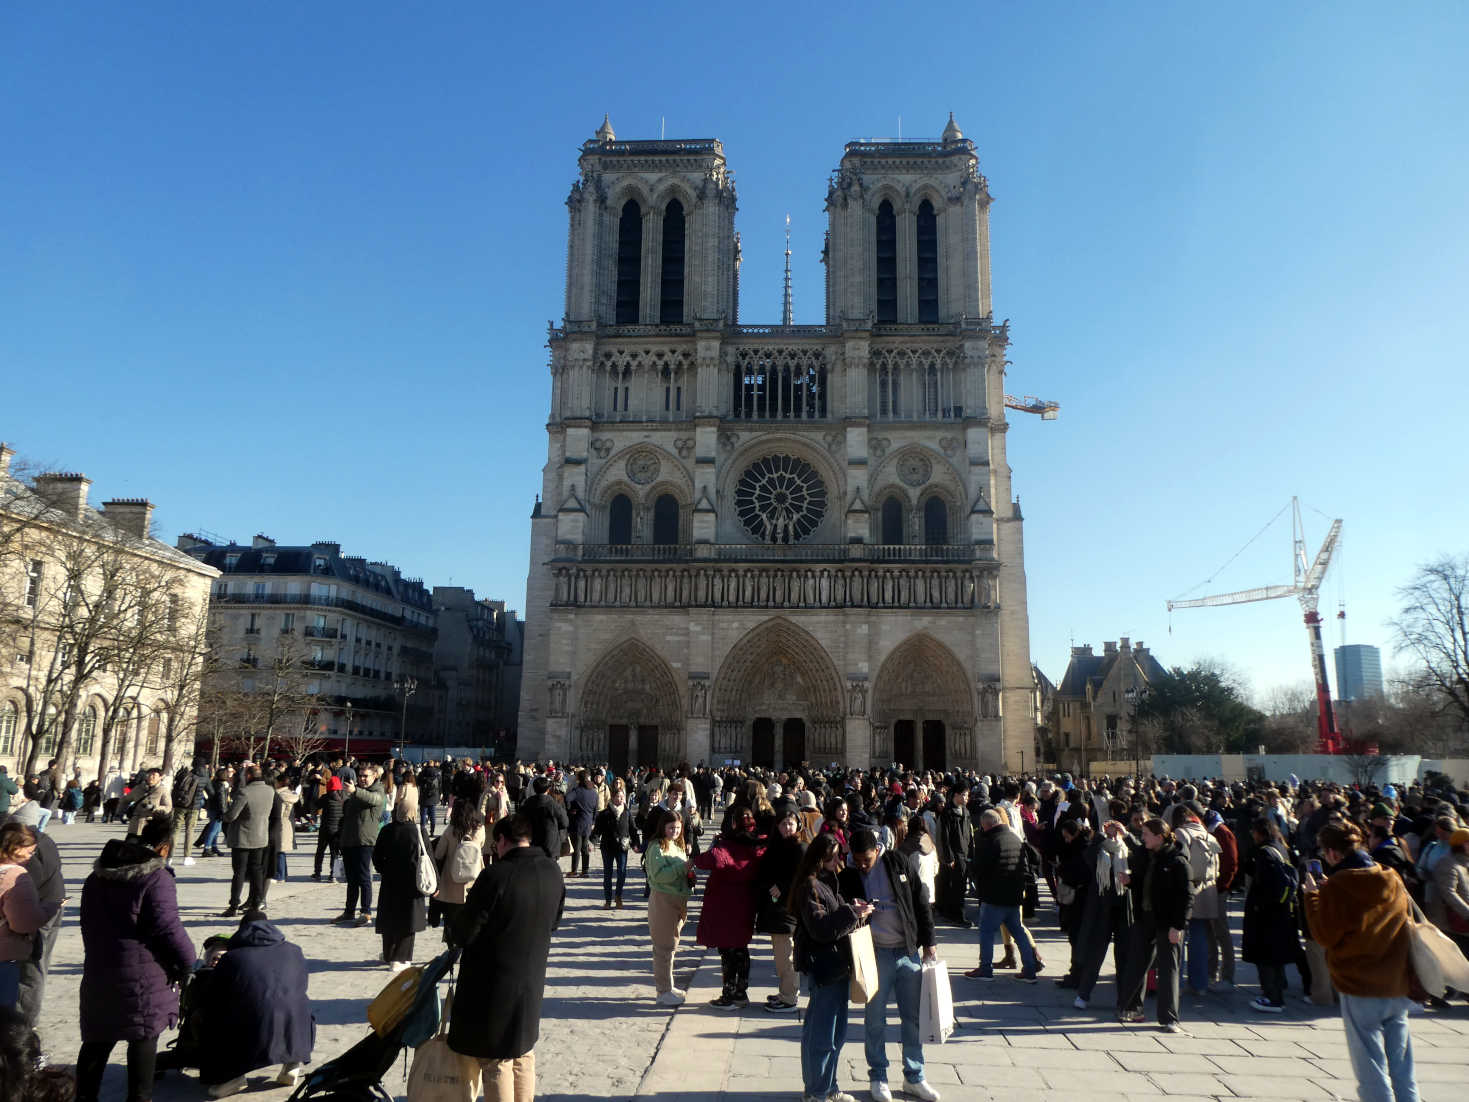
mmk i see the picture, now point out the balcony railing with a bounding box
[214,591,407,627]
[304,626,339,639]
[573,543,980,564]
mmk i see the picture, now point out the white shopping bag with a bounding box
[332,854,346,881]
[919,958,955,1044]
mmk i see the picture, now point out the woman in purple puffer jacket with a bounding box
[77,812,195,1102]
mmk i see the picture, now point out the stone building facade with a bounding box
[179,535,437,750]
[432,586,522,753]
[517,116,1038,773]
[1,444,218,780]
[1051,638,1167,775]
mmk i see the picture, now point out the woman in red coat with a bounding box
[692,806,765,1008]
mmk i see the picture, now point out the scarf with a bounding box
[1096,835,1128,896]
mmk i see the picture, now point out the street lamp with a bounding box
[343,701,353,762]
[394,677,417,759]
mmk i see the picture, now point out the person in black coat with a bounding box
[1115,817,1194,1030]
[197,919,314,1094]
[1242,817,1303,1012]
[417,764,442,836]
[372,792,430,969]
[520,776,569,863]
[966,809,1041,979]
[592,787,639,908]
[755,810,807,1010]
[313,778,345,881]
[448,814,565,1097]
[936,788,972,927]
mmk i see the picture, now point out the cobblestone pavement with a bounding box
[33,822,1469,1102]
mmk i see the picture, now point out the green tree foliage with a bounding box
[1136,663,1267,754]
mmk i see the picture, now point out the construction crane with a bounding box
[1167,498,1344,754]
[1005,394,1060,419]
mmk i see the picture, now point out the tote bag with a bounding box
[415,826,440,897]
[848,924,879,1005]
[1409,899,1469,998]
[919,958,955,1044]
[406,990,480,1102]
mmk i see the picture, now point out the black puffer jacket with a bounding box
[755,834,806,934]
[317,788,345,834]
[1130,839,1194,930]
[969,823,1028,907]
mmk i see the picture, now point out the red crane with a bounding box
[1167,498,1344,753]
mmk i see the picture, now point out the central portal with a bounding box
[782,718,806,768]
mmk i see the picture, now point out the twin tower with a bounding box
[518,115,1038,777]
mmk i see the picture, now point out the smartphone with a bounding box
[1306,859,1323,877]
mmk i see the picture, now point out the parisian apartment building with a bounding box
[432,586,524,756]
[1,443,218,782]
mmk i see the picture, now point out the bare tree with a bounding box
[1392,554,1469,730]
[157,598,214,775]
[277,700,330,764]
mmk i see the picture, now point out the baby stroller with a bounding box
[287,947,460,1102]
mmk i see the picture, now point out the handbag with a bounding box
[919,958,955,1044]
[559,835,573,858]
[368,965,424,1036]
[406,988,479,1102]
[0,960,19,1010]
[415,826,440,897]
[848,923,879,1005]
[1408,898,1469,999]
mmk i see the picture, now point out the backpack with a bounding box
[1183,825,1222,891]
[446,836,483,886]
[172,768,197,811]
[796,809,822,845]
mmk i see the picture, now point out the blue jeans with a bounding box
[802,977,849,1098]
[1339,994,1418,1102]
[864,946,924,1083]
[602,846,628,903]
[421,802,437,835]
[199,818,222,850]
[1186,918,1210,994]
[978,904,1037,971]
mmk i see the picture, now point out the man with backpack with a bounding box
[1169,802,1223,997]
[171,760,206,868]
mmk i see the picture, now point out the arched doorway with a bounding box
[576,639,683,769]
[711,618,846,767]
[782,718,806,768]
[872,633,975,771]
[752,718,775,769]
[893,720,916,769]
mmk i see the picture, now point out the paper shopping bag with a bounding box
[919,958,955,1044]
[848,924,878,1004]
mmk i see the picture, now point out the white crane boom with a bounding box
[1167,584,1298,611]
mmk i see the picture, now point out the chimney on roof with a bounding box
[33,473,92,519]
[101,498,155,539]
[1134,641,1147,655]
[1119,637,1131,653]
[1070,645,1093,657]
[252,534,276,549]
[0,443,13,475]
[176,533,211,552]
[1103,641,1118,656]
[311,541,340,555]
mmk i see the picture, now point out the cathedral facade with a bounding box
[516,115,1036,774]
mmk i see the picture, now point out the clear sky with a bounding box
[5,3,1466,706]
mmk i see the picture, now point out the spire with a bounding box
[781,214,793,326]
[595,114,615,142]
[942,112,963,144]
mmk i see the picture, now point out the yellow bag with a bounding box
[368,965,423,1036]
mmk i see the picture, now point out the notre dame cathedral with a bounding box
[517,114,1037,774]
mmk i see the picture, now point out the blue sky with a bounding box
[4,3,1466,705]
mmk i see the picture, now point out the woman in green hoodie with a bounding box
[645,807,694,1007]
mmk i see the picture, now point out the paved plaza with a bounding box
[33,822,1469,1101]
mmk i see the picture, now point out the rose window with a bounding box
[735,455,828,544]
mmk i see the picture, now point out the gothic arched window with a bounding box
[881,496,905,545]
[608,494,633,545]
[76,706,97,756]
[653,494,680,546]
[660,200,685,324]
[615,200,642,324]
[923,496,948,545]
[0,701,17,755]
[875,200,897,323]
[916,199,938,322]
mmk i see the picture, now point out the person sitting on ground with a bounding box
[197,918,315,1098]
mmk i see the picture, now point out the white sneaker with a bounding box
[183,856,196,867]
[389,961,411,974]
[276,1063,304,1086]
[1072,995,1087,1010]
[870,1080,894,1102]
[206,1076,248,1099]
[656,989,686,1006]
[906,1082,941,1102]
[827,1093,859,1102]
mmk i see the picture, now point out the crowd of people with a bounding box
[1,751,1467,1102]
